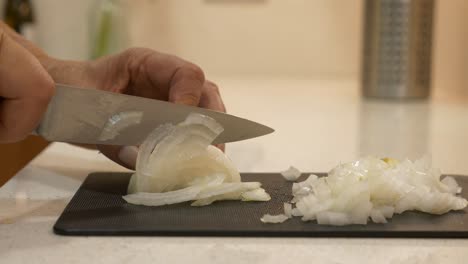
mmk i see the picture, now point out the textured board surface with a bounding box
[54,173,468,237]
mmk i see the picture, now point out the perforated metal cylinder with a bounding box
[362,0,434,99]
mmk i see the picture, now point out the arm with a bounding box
[0,21,94,88]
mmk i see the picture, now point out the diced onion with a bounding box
[281,166,302,181]
[261,214,289,224]
[441,176,462,194]
[291,208,302,216]
[316,211,351,226]
[262,157,468,226]
[370,209,387,224]
[284,203,292,218]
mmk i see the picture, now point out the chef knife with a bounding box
[35,84,274,145]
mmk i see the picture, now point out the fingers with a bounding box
[116,48,206,107]
[168,63,205,106]
[199,80,226,113]
[96,48,222,168]
[0,29,55,143]
[199,80,227,152]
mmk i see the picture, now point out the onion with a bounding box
[284,203,292,218]
[196,182,261,199]
[260,214,289,224]
[441,176,462,194]
[281,166,302,181]
[123,173,224,206]
[128,113,240,194]
[191,184,270,206]
[291,208,302,216]
[262,157,467,225]
[241,188,271,202]
[316,211,351,226]
[370,210,387,224]
[292,174,317,195]
[124,113,270,207]
[123,186,202,206]
[99,111,143,141]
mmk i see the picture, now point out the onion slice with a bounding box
[123,186,202,206]
[123,173,225,206]
[241,188,271,202]
[281,166,302,181]
[261,214,289,224]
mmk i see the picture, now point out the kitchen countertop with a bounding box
[1,79,468,264]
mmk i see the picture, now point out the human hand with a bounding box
[0,29,54,143]
[47,48,226,169]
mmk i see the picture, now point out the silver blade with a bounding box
[36,84,274,145]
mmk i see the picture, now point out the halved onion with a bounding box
[128,113,239,194]
[124,113,270,207]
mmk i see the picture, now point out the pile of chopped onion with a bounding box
[123,113,270,206]
[263,157,467,225]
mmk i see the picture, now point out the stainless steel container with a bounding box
[361,0,435,99]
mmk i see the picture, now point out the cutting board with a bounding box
[54,173,468,238]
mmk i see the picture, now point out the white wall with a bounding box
[1,0,467,94]
[432,0,468,96]
[126,0,363,79]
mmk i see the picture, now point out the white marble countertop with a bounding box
[1,79,468,264]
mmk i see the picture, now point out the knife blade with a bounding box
[35,84,274,145]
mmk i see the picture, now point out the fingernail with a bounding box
[175,97,199,106]
[118,146,139,169]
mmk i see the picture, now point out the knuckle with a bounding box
[123,47,151,56]
[205,81,220,93]
[181,63,205,83]
[120,47,153,65]
[36,76,55,105]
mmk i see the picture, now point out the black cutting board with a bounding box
[54,173,468,238]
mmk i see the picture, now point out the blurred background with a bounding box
[0,0,467,97]
[1,0,468,176]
